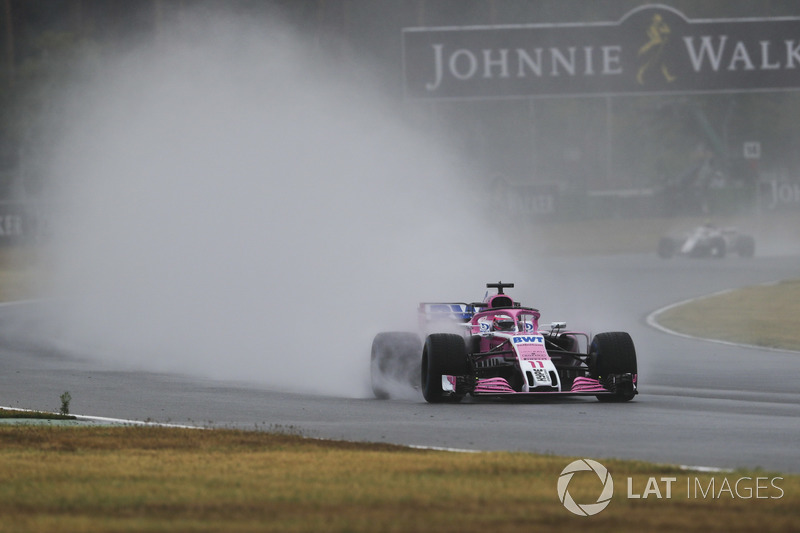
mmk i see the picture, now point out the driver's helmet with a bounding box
[492,314,515,331]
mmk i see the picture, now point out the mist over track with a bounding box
[37,12,525,397]
[2,252,799,473]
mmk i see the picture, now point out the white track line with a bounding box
[0,406,746,472]
[0,406,202,429]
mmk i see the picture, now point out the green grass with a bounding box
[0,408,75,420]
[0,426,796,533]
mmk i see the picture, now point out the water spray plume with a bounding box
[40,11,525,397]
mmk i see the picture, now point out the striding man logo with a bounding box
[636,13,677,85]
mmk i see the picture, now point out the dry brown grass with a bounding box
[0,426,796,533]
[656,279,800,351]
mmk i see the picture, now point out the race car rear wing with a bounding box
[418,302,476,323]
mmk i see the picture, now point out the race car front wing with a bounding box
[442,373,637,397]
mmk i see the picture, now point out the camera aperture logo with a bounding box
[557,459,614,516]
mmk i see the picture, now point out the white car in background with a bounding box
[658,223,755,258]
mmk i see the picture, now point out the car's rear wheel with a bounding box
[421,333,468,403]
[589,332,637,402]
[370,332,421,399]
[708,236,726,258]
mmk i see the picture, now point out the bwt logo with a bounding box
[512,335,544,344]
[557,459,614,516]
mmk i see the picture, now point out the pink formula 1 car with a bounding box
[370,282,637,403]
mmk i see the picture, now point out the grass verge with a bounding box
[0,426,796,533]
[655,279,800,351]
[0,408,76,420]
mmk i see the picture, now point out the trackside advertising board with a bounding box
[402,4,800,100]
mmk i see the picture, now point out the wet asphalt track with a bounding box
[0,252,798,473]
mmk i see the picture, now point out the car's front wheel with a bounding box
[589,331,637,402]
[421,333,468,403]
[708,236,726,258]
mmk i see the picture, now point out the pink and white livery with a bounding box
[371,282,638,403]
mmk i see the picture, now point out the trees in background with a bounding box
[2,0,799,203]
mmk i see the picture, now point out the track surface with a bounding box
[1,253,798,473]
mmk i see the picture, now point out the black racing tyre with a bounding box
[708,236,726,258]
[370,332,421,399]
[657,237,675,259]
[589,331,637,402]
[421,333,468,403]
[737,235,756,258]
